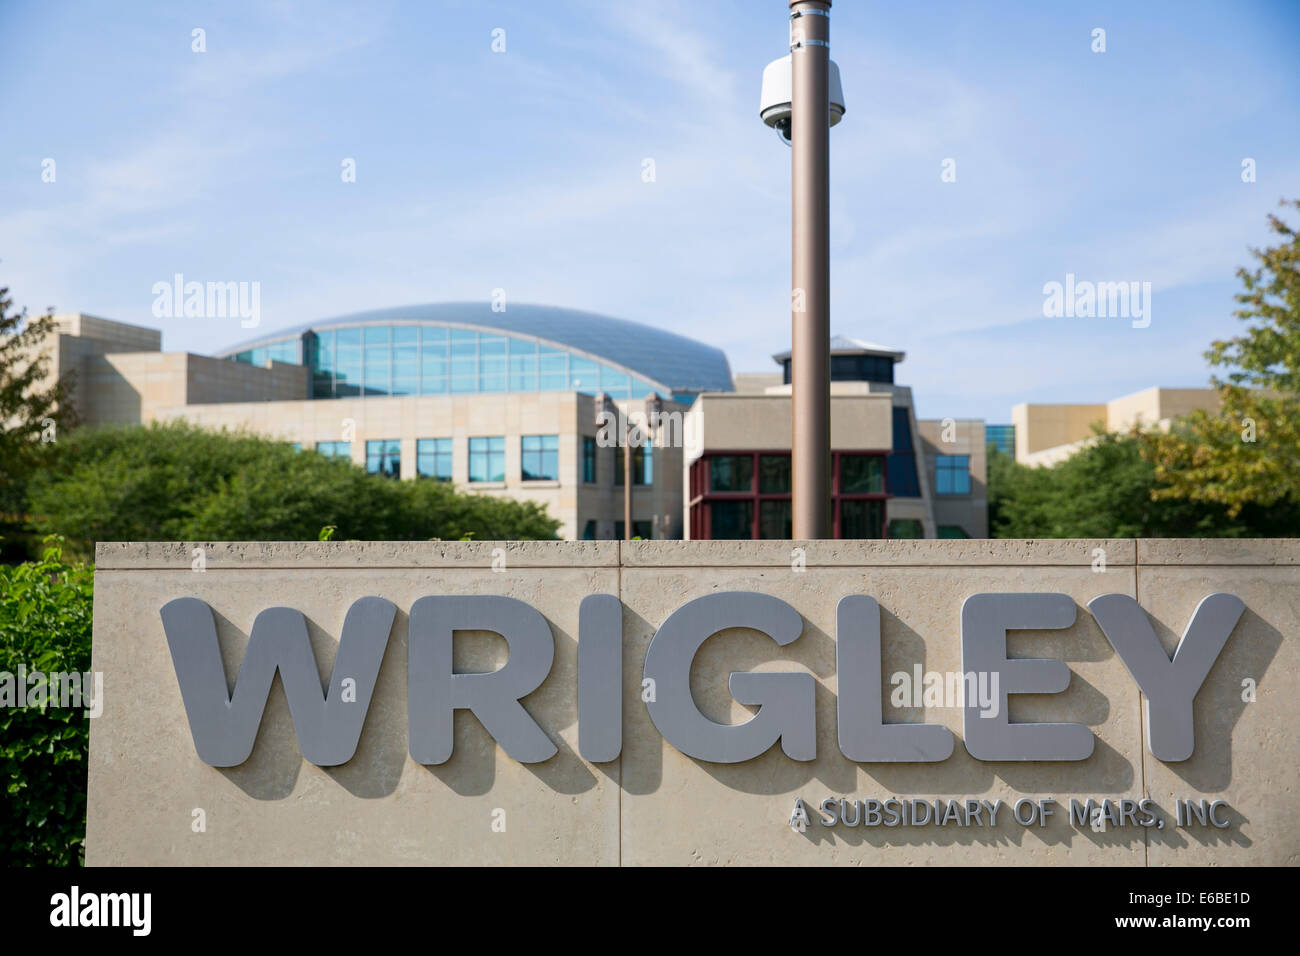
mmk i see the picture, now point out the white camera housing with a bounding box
[759,54,846,138]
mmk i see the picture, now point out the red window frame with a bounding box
[689,450,891,539]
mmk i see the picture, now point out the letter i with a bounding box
[578,594,622,762]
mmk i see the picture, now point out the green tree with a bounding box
[25,421,560,552]
[0,536,94,866]
[0,287,74,553]
[987,434,1300,538]
[1142,198,1300,515]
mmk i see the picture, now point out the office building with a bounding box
[687,337,986,539]
[23,308,988,539]
[1012,388,1220,466]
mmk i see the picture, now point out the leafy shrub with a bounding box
[0,536,94,866]
[26,421,561,554]
[988,434,1300,538]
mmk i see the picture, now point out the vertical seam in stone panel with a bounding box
[1134,541,1149,867]
[617,544,624,867]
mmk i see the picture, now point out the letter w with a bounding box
[160,597,396,767]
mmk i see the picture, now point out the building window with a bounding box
[887,407,921,497]
[479,335,507,393]
[416,438,453,482]
[232,339,300,368]
[709,455,753,493]
[759,499,792,539]
[469,436,506,482]
[938,525,969,539]
[296,323,666,401]
[288,442,302,452]
[710,500,753,539]
[986,424,1015,458]
[782,354,894,385]
[615,443,654,486]
[832,354,894,383]
[366,440,401,479]
[582,520,597,540]
[316,441,351,459]
[887,519,924,539]
[392,326,419,395]
[690,451,888,540]
[521,435,559,481]
[334,328,362,397]
[758,455,791,493]
[582,436,597,483]
[840,499,885,539]
[935,455,971,495]
[840,454,884,494]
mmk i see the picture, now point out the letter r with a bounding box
[408,595,557,764]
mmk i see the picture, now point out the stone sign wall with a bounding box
[86,540,1298,865]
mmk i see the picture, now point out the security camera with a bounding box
[759,54,845,145]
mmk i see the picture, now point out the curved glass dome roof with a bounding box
[217,303,733,403]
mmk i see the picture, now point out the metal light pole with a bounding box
[789,0,832,539]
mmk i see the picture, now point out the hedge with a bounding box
[0,536,94,865]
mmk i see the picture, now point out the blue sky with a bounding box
[3,0,1298,420]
